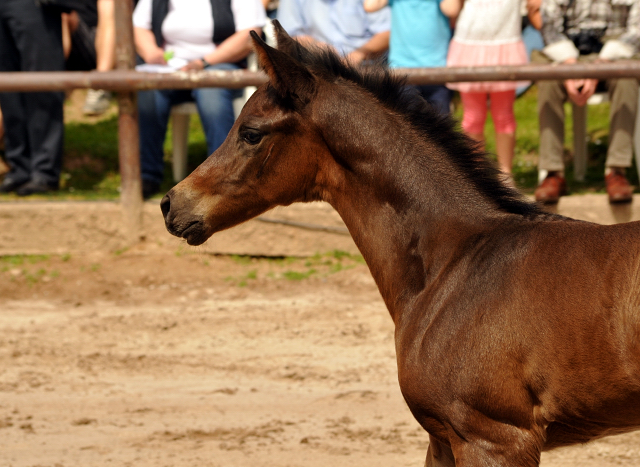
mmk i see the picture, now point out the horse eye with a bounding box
[241,129,263,145]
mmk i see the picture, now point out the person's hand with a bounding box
[347,49,366,65]
[440,0,463,19]
[564,78,597,106]
[181,59,206,71]
[145,47,167,65]
[562,58,597,106]
[363,0,388,13]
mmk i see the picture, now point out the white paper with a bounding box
[135,58,189,73]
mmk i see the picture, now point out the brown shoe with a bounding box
[535,172,567,204]
[605,171,633,203]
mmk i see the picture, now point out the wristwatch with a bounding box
[201,57,212,68]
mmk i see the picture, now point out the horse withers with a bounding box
[161,21,640,467]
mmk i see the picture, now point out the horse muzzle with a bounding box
[160,191,209,246]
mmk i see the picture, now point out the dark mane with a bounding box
[282,40,542,217]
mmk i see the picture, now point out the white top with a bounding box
[452,0,524,45]
[133,0,267,61]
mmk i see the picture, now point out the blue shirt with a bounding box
[277,0,391,56]
[388,0,451,68]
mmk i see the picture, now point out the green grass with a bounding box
[0,85,619,200]
[222,250,365,286]
[0,254,50,268]
[0,254,60,285]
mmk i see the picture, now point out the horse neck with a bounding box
[312,88,512,323]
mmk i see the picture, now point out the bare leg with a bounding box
[83,0,115,115]
[495,131,515,174]
[61,13,71,59]
[95,0,115,72]
[425,435,456,467]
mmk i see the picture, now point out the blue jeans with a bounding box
[137,62,243,184]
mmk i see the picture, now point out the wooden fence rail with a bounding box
[2,61,640,93]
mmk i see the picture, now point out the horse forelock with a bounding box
[280,41,542,218]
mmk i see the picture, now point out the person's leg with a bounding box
[95,0,115,72]
[24,4,65,189]
[83,0,115,115]
[0,0,65,192]
[0,10,31,187]
[535,79,568,202]
[602,77,638,202]
[416,85,452,116]
[74,0,114,114]
[537,79,567,173]
[138,89,190,186]
[193,63,243,155]
[459,91,488,148]
[66,14,97,71]
[490,90,516,174]
[606,78,638,170]
[0,92,31,187]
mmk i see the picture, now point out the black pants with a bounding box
[0,0,65,186]
[66,16,97,71]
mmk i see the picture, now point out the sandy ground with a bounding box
[1,243,640,467]
[1,90,639,465]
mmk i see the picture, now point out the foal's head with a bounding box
[161,24,347,245]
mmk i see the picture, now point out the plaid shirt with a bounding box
[541,0,640,61]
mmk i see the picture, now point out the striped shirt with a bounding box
[540,0,640,62]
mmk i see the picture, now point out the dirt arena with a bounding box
[2,201,640,466]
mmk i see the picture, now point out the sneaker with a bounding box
[605,170,633,203]
[83,89,111,116]
[534,172,567,204]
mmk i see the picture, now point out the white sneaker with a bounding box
[83,89,111,116]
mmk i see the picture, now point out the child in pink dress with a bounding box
[441,0,541,177]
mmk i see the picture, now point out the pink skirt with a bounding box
[446,39,530,93]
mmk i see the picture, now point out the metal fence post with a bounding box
[114,0,143,243]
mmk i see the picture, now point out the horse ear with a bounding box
[270,19,299,56]
[250,29,317,105]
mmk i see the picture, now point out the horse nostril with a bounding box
[160,193,171,219]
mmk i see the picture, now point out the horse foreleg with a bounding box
[425,433,542,467]
[425,435,456,467]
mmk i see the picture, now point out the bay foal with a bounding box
[161,22,640,467]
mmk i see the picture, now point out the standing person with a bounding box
[133,0,266,199]
[0,0,65,196]
[441,0,540,178]
[277,0,391,65]
[534,0,640,204]
[363,0,452,115]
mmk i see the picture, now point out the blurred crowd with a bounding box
[0,0,638,204]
